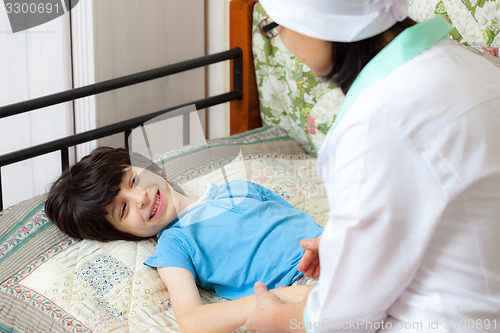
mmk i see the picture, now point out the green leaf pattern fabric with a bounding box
[252,3,343,156]
[409,0,500,51]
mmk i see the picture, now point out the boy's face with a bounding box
[105,167,181,237]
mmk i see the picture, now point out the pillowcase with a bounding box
[252,2,343,156]
[409,0,500,52]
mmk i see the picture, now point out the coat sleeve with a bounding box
[305,107,446,332]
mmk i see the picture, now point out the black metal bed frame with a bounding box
[0,47,243,211]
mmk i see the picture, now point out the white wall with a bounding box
[0,0,232,208]
[0,10,73,208]
[92,0,207,150]
[207,0,231,139]
[72,0,97,161]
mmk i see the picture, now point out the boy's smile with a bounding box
[105,167,194,238]
[150,189,163,220]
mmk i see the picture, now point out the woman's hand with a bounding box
[272,285,312,304]
[297,234,322,279]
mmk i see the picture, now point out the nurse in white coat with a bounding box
[246,0,500,332]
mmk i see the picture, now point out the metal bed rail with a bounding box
[0,47,243,211]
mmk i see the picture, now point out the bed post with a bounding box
[230,0,261,135]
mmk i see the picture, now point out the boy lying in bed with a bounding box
[45,147,322,333]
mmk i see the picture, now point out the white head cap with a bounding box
[258,0,408,42]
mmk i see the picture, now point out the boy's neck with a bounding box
[178,193,197,212]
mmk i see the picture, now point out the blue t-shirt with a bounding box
[144,180,323,300]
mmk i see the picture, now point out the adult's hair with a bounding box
[44,147,181,242]
[323,18,417,94]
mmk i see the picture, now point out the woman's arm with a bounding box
[158,266,311,333]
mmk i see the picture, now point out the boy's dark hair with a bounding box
[323,18,417,94]
[45,147,180,242]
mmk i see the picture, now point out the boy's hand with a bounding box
[297,234,322,279]
[246,282,286,333]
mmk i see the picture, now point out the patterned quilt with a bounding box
[0,127,329,333]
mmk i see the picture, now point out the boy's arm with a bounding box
[246,282,308,333]
[158,267,311,333]
[159,266,248,333]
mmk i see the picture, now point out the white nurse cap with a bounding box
[258,0,408,42]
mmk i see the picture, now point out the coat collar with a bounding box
[331,16,452,131]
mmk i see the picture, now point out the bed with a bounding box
[0,1,333,331]
[1,1,499,332]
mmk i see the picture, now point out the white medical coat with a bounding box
[305,40,500,332]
